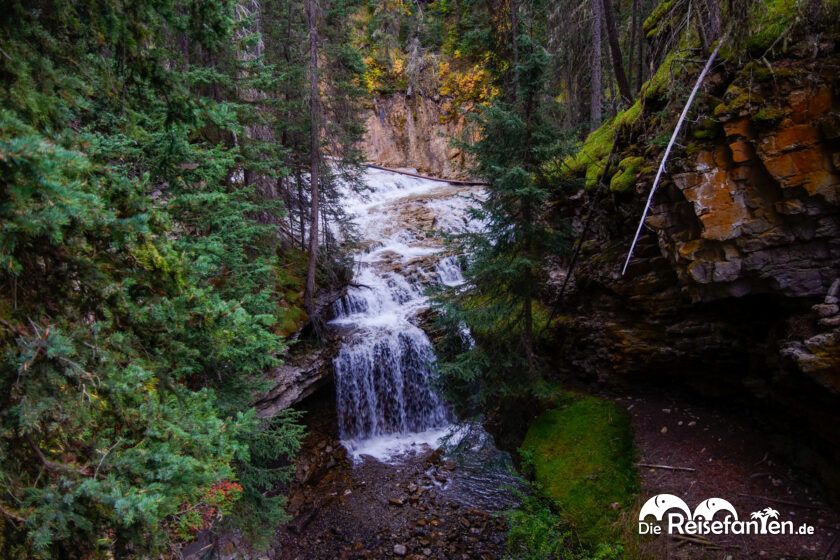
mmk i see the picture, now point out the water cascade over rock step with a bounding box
[329,167,480,460]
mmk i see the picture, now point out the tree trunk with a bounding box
[630,0,640,91]
[590,0,603,130]
[635,2,644,91]
[304,0,320,314]
[704,0,721,40]
[511,0,519,95]
[601,0,633,104]
[296,171,306,250]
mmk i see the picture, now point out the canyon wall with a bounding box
[552,41,840,498]
[360,94,473,179]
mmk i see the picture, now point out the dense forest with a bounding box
[2,0,839,558]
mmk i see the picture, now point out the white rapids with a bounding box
[330,167,479,462]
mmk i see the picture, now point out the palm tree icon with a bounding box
[763,507,780,519]
[750,507,780,532]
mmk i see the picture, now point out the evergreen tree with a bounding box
[0,1,307,556]
[434,17,570,410]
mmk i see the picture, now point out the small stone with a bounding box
[825,295,838,305]
[813,303,839,317]
[389,496,407,506]
[819,315,840,327]
[828,279,840,298]
[660,426,668,434]
[688,421,697,427]
[423,548,432,556]
[394,544,407,556]
[609,502,621,510]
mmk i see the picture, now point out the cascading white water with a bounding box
[330,168,479,462]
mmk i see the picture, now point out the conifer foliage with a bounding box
[434,3,570,409]
[0,0,365,557]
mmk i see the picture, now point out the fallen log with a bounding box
[635,462,696,472]
[365,163,488,186]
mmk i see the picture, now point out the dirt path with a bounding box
[617,390,840,559]
[271,394,513,560]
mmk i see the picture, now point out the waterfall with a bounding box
[331,168,477,461]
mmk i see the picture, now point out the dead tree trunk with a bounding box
[622,41,723,275]
[304,0,320,314]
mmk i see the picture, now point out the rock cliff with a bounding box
[360,94,474,180]
[552,39,840,498]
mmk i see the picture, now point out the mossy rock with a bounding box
[690,116,720,140]
[521,395,638,545]
[745,0,797,53]
[714,84,765,118]
[563,123,616,189]
[610,156,644,192]
[643,0,675,39]
[639,51,685,102]
[743,60,800,82]
[752,106,787,125]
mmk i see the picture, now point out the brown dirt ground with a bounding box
[271,395,512,560]
[615,390,840,560]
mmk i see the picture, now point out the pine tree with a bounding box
[0,1,305,556]
[434,13,569,409]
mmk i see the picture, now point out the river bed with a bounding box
[276,168,519,559]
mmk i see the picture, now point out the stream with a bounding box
[275,168,521,559]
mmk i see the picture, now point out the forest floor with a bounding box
[269,393,515,560]
[266,388,840,560]
[615,389,840,559]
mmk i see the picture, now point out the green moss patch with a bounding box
[643,0,675,39]
[275,248,309,336]
[752,106,787,125]
[609,156,644,192]
[521,395,638,545]
[639,51,681,102]
[745,0,797,53]
[561,124,615,189]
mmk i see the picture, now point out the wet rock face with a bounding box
[659,65,839,300]
[255,343,336,417]
[554,47,840,500]
[360,94,475,180]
